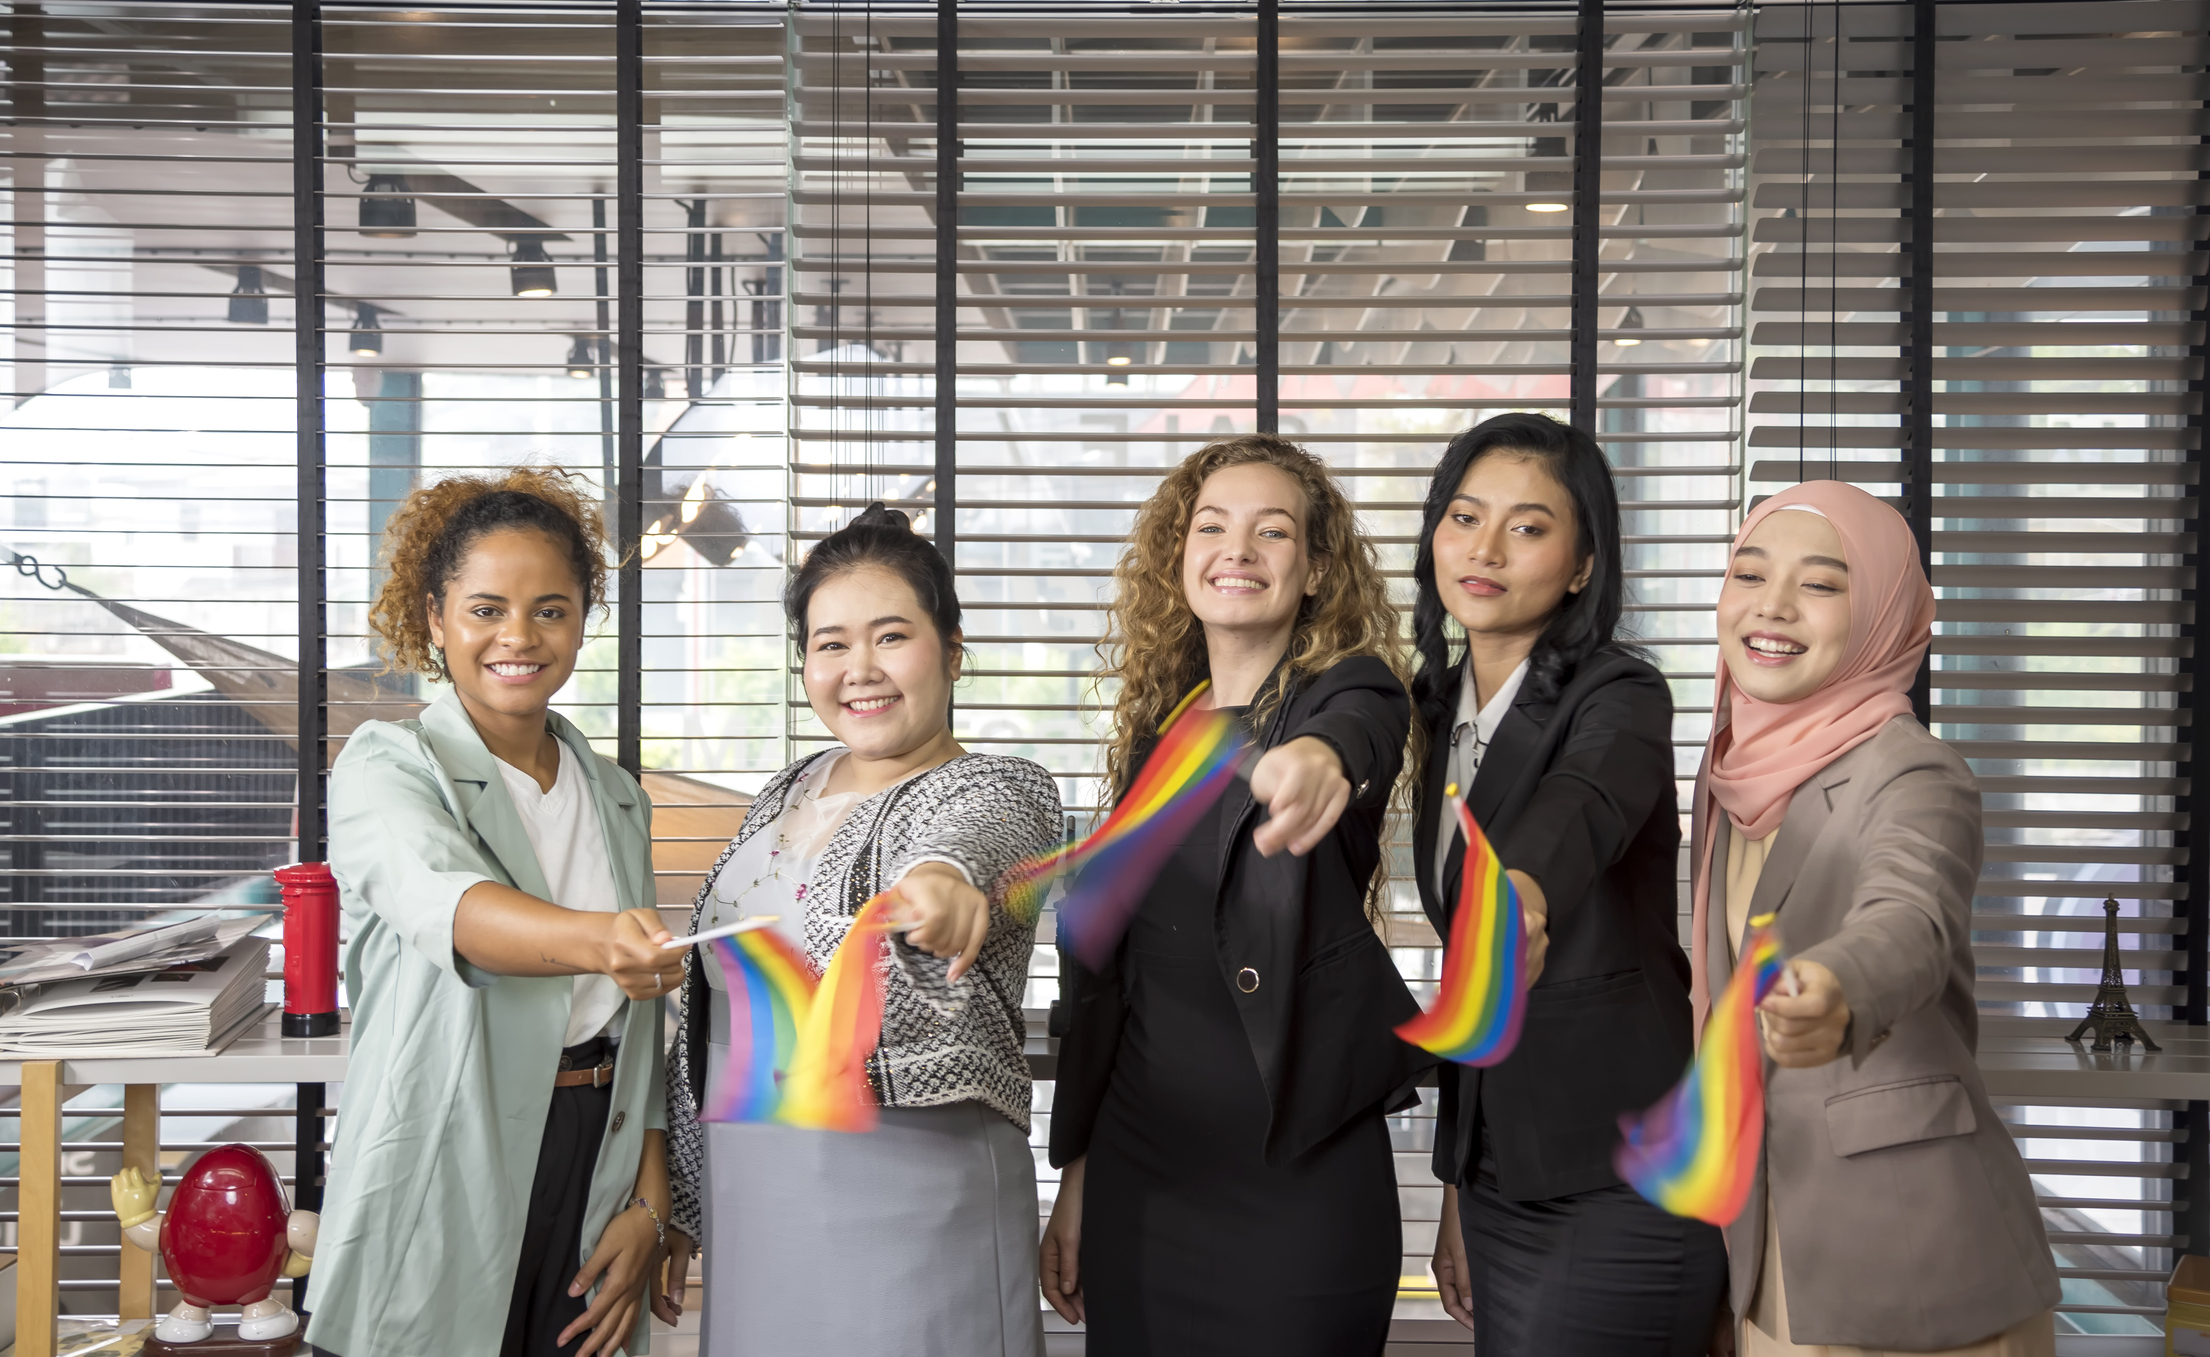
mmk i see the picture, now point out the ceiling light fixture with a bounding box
[1103,341,1137,385]
[350,303,383,356]
[358,173,417,238]
[643,479,751,565]
[567,334,595,379]
[509,237,557,297]
[1613,306,1645,347]
[1525,142,1571,213]
[228,266,269,325]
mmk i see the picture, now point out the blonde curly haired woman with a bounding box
[1040,435,1433,1356]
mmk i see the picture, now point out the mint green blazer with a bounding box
[305,690,666,1357]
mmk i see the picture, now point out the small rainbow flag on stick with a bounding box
[777,892,893,1133]
[1613,912,1787,1226]
[1394,788,1527,1067]
[999,682,1247,968]
[699,927,811,1123]
[697,896,894,1132]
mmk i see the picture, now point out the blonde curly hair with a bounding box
[367,466,609,681]
[1096,435,1411,797]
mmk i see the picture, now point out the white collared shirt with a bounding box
[1432,657,1530,898]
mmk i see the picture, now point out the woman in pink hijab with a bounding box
[1696,482,2057,1356]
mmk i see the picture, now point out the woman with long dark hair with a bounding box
[1041,435,1430,1356]
[1414,413,1726,1354]
[657,503,1061,1357]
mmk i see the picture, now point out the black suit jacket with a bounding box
[1050,655,1435,1169]
[1416,649,1693,1201]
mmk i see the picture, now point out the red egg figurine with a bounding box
[112,1144,319,1350]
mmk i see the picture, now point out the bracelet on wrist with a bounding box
[632,1195,666,1251]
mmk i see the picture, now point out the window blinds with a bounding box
[789,2,1746,1326]
[1748,0,2205,1328]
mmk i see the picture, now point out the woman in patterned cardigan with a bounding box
[655,503,1061,1357]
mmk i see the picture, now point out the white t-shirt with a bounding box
[494,741,628,1047]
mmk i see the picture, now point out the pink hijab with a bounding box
[1689,481,1934,1027]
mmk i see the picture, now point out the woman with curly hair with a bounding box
[653,503,1061,1357]
[1040,435,1431,1355]
[306,468,683,1357]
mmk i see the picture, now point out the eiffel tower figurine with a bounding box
[2065,897,2161,1053]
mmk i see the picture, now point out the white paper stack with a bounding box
[0,914,271,987]
[0,937,272,1058]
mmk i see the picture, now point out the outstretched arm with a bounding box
[451,882,683,998]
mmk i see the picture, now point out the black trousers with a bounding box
[502,1037,615,1357]
[1460,1129,1728,1357]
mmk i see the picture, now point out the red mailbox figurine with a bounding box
[274,861,339,1038]
[111,1144,318,1353]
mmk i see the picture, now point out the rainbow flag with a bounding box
[698,927,812,1123]
[777,892,893,1133]
[1613,912,1786,1226]
[999,682,1247,968]
[1395,788,1527,1067]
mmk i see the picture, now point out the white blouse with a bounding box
[1430,657,1530,899]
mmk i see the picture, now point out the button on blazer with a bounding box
[1698,714,2060,1349]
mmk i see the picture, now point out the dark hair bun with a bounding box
[851,501,911,532]
[786,500,962,661]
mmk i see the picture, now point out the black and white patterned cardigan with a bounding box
[665,749,1062,1241]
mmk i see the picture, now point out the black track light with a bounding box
[510,237,557,298]
[359,174,417,238]
[351,303,383,356]
[228,265,269,325]
[567,334,595,379]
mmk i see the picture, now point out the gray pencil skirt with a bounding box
[696,1043,1045,1357]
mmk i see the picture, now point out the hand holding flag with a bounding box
[1612,912,1787,1225]
[1395,788,1532,1067]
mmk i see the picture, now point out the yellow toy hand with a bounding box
[110,1166,158,1231]
[281,1250,313,1279]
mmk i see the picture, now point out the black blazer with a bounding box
[1416,649,1693,1201]
[1050,655,1434,1169]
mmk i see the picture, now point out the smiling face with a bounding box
[801,564,961,761]
[425,528,586,725]
[1180,461,1325,642]
[1428,450,1591,645]
[1717,508,1854,703]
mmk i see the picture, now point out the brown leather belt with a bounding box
[553,1058,615,1089]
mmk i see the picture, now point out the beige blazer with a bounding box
[1696,716,2059,1350]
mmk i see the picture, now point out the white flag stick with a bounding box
[661,917,781,949]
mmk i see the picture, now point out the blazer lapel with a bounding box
[1465,695,1547,832]
[417,691,555,902]
[1737,767,1847,950]
[1415,699,1455,927]
[1216,664,1295,888]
